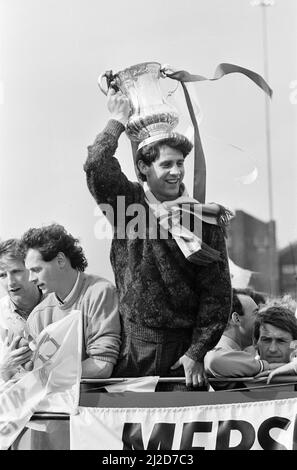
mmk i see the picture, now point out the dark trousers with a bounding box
[112,320,206,391]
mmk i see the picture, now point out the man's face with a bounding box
[140,145,185,202]
[237,294,258,343]
[257,323,294,363]
[0,255,32,303]
[25,248,60,295]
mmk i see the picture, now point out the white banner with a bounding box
[0,310,82,450]
[70,397,297,450]
[105,376,159,393]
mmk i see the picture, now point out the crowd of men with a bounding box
[1,231,296,390]
[1,86,297,391]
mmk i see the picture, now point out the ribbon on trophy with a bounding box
[98,62,272,204]
[161,63,273,203]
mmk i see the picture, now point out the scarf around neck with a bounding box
[144,184,232,266]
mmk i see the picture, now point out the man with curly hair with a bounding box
[84,87,232,389]
[20,224,120,378]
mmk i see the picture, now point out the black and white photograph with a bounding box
[0,0,296,454]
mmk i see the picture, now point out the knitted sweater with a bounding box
[27,272,121,364]
[84,120,232,362]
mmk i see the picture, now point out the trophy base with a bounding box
[126,112,179,142]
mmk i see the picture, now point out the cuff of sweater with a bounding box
[259,360,270,372]
[185,346,205,363]
[105,119,126,139]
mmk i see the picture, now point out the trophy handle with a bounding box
[160,64,177,78]
[98,70,119,95]
[98,73,109,95]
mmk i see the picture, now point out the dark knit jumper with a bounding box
[84,119,232,374]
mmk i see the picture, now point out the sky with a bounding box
[0,0,296,284]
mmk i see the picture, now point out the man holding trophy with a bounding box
[84,62,232,390]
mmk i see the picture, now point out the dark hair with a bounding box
[264,294,297,313]
[253,306,297,342]
[225,288,257,328]
[20,224,88,272]
[233,287,266,306]
[0,239,24,262]
[232,289,245,317]
[136,135,192,182]
[224,289,245,328]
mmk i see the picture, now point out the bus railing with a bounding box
[30,375,297,420]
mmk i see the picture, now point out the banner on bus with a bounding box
[70,396,297,450]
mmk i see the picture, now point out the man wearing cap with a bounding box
[84,87,232,389]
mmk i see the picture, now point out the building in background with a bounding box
[278,242,297,300]
[227,210,279,295]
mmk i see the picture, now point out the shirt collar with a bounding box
[9,298,19,313]
[217,335,242,351]
[56,271,80,305]
[9,298,29,319]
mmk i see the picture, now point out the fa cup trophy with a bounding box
[98,62,180,149]
[97,61,272,203]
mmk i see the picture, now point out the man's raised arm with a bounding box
[84,88,138,211]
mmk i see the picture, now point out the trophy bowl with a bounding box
[98,62,179,142]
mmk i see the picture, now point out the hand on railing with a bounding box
[266,361,297,384]
[171,356,208,388]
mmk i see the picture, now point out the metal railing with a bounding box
[30,375,297,420]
